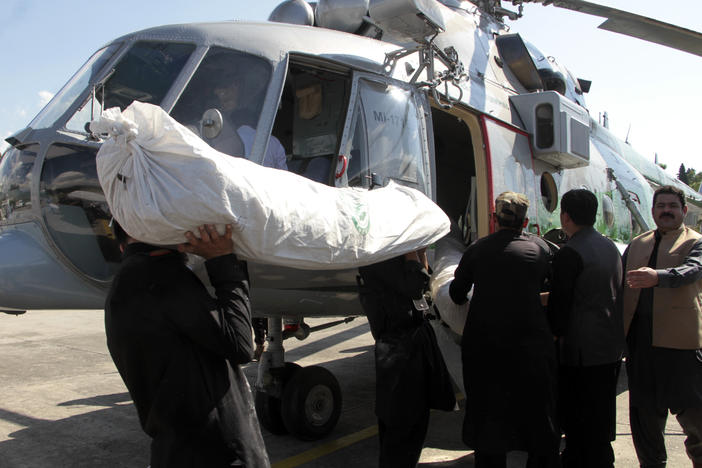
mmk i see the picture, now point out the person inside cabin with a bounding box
[449,191,560,468]
[209,70,287,171]
[104,221,269,468]
[547,189,624,468]
[621,184,702,468]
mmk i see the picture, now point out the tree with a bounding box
[677,164,702,191]
[678,163,689,184]
[686,167,702,191]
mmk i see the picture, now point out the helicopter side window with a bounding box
[344,79,427,192]
[0,145,38,223]
[602,193,615,228]
[171,47,273,161]
[66,42,196,134]
[40,144,121,281]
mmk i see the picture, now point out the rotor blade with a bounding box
[545,0,702,57]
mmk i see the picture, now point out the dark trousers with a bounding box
[559,361,620,468]
[150,429,235,468]
[630,405,702,467]
[474,450,560,468]
[474,450,507,468]
[378,409,430,468]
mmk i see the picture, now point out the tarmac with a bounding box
[0,310,691,467]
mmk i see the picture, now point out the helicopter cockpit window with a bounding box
[66,41,195,133]
[0,145,38,223]
[30,44,120,131]
[40,144,120,281]
[171,47,273,160]
[344,79,427,192]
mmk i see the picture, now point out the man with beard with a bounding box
[622,185,702,468]
[449,191,559,468]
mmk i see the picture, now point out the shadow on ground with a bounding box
[0,392,148,468]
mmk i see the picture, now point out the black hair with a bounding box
[653,185,685,207]
[561,189,597,226]
[496,213,525,230]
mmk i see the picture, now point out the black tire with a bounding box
[255,362,301,435]
[280,365,342,440]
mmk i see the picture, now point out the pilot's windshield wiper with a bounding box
[86,68,116,138]
[90,68,116,122]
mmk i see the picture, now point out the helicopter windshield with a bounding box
[171,47,273,159]
[29,44,121,131]
[65,41,196,133]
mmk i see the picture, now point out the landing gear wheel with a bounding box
[255,362,301,435]
[280,365,342,440]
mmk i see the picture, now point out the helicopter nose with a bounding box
[0,224,106,311]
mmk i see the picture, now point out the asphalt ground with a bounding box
[0,310,691,467]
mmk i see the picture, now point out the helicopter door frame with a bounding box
[248,54,290,165]
[427,102,490,241]
[336,71,433,198]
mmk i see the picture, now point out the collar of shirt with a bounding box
[123,242,179,259]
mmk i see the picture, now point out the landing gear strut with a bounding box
[255,317,343,440]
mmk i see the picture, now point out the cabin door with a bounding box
[335,72,432,197]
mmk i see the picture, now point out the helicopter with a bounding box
[1,0,701,441]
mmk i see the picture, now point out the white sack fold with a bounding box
[429,227,469,335]
[91,101,450,270]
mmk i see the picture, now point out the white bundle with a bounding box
[429,228,469,335]
[91,101,450,270]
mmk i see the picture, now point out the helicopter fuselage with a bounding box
[0,4,700,316]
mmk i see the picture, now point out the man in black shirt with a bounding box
[358,250,455,468]
[105,223,269,468]
[450,191,558,468]
[548,189,624,468]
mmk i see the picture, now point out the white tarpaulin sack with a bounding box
[429,227,469,335]
[91,101,449,270]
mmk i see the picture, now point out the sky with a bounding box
[0,0,700,176]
